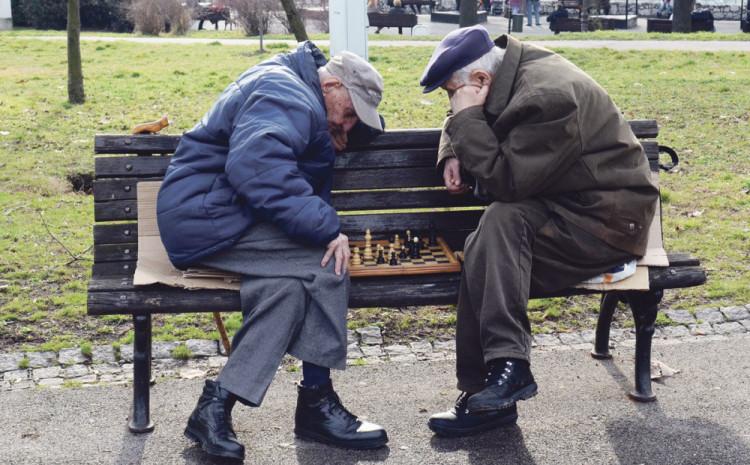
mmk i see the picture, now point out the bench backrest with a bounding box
[92,120,661,280]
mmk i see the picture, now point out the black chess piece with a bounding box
[376,248,386,264]
[411,237,421,259]
[399,246,408,260]
[428,223,437,246]
[389,252,398,266]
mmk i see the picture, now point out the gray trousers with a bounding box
[456,200,633,393]
[198,223,349,406]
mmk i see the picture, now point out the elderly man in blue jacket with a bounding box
[157,42,388,460]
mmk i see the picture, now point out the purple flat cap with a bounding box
[419,25,494,93]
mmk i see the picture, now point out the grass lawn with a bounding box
[0,37,748,352]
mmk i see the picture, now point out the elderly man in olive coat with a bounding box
[421,27,658,437]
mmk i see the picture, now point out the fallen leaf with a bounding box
[651,360,680,380]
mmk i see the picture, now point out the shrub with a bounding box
[80,0,134,32]
[161,0,193,35]
[21,0,66,30]
[129,0,164,35]
[226,0,278,36]
[15,0,133,31]
[11,0,31,27]
[128,0,192,36]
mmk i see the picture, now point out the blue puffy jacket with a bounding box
[157,42,340,269]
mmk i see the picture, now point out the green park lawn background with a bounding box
[0,36,748,352]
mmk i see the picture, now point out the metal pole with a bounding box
[625,0,628,25]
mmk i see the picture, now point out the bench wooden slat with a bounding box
[94,130,443,155]
[94,223,138,244]
[93,121,659,155]
[92,261,137,277]
[94,178,486,211]
[87,262,706,314]
[94,243,138,262]
[91,227,479,264]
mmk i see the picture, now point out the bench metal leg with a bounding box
[129,314,155,433]
[591,292,622,359]
[625,290,663,402]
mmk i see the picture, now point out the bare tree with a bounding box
[672,0,693,32]
[280,0,308,42]
[228,0,276,50]
[67,0,85,104]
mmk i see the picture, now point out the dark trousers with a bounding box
[456,200,633,393]
[198,223,349,406]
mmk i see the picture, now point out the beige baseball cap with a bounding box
[326,51,384,131]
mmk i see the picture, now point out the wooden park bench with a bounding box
[368,12,419,35]
[89,120,706,433]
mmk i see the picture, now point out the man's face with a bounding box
[442,76,464,100]
[322,81,359,139]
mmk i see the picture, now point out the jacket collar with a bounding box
[485,34,523,118]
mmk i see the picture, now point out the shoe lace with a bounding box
[322,390,358,425]
[486,360,514,386]
[455,392,471,413]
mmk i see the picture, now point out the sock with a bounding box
[301,362,330,388]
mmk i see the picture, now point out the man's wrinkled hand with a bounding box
[449,83,490,114]
[331,130,348,152]
[443,157,470,194]
[322,233,350,276]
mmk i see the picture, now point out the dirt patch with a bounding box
[66,172,94,194]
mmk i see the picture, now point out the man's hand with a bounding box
[331,130,348,152]
[443,157,470,194]
[449,83,490,114]
[322,233,350,276]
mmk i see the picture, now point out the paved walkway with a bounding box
[12,18,750,52]
[2,333,749,464]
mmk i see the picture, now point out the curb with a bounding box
[1,304,748,392]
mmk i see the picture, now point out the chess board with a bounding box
[348,236,461,277]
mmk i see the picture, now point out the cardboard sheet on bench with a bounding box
[134,182,241,291]
[134,181,665,292]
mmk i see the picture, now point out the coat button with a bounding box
[628,222,636,232]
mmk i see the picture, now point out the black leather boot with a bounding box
[184,380,245,461]
[467,358,538,414]
[429,392,518,437]
[294,381,388,449]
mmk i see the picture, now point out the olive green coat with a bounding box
[438,35,658,256]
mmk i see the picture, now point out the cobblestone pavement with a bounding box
[1,304,748,392]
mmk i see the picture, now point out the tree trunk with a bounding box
[672,0,692,32]
[459,0,478,27]
[280,0,309,42]
[67,0,85,104]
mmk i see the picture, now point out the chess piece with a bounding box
[394,234,400,249]
[399,246,407,260]
[405,229,412,244]
[388,243,395,258]
[428,223,437,246]
[411,237,421,259]
[352,247,361,265]
[376,247,386,264]
[389,252,398,266]
[364,231,373,260]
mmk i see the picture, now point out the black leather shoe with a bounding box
[467,358,538,414]
[295,381,388,449]
[428,392,518,437]
[184,380,245,461]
